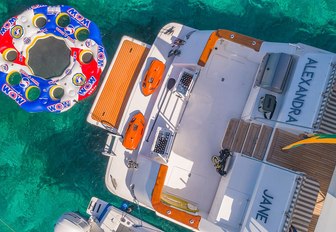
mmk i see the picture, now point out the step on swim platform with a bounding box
[0,5,106,113]
[222,118,273,160]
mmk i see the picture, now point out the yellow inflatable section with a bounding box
[282,134,336,150]
[161,192,199,213]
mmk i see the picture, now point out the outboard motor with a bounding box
[54,212,90,232]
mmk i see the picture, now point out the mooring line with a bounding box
[0,218,16,232]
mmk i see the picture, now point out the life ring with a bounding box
[0,5,107,113]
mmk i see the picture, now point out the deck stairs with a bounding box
[314,63,336,133]
[222,118,273,160]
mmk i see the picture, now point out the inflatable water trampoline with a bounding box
[0,5,106,113]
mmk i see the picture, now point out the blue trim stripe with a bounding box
[97,203,111,222]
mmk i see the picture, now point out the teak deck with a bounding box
[91,40,149,128]
[222,119,272,160]
[267,129,336,232]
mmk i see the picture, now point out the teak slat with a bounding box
[222,118,240,149]
[252,125,273,160]
[242,123,261,156]
[231,120,250,153]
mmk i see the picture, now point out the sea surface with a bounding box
[1,0,336,231]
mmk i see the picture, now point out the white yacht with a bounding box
[87,23,336,232]
[54,197,162,232]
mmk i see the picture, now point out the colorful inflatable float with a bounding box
[0,5,106,113]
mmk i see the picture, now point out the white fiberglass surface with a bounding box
[242,165,297,232]
[277,53,334,127]
[164,43,259,213]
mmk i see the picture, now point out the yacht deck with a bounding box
[95,23,336,232]
[163,39,260,214]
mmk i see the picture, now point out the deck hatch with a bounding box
[151,127,174,162]
[175,69,195,97]
[255,53,293,93]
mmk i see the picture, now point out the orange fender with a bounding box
[141,60,165,96]
[122,112,146,150]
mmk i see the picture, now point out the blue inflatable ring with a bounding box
[0,5,107,113]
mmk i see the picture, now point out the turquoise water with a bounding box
[1,0,336,231]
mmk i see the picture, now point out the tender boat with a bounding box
[54,197,162,232]
[87,23,336,232]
